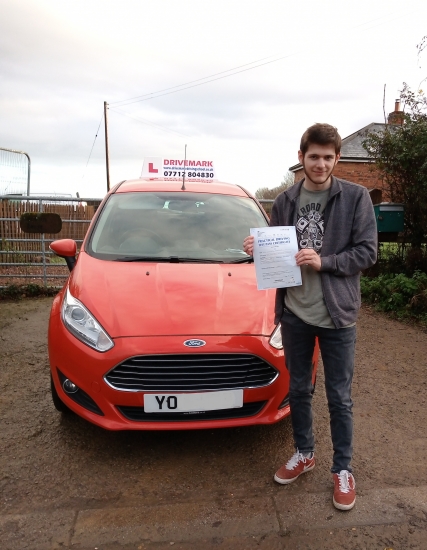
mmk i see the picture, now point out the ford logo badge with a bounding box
[184,339,206,348]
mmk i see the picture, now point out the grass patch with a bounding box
[0,284,60,300]
[48,255,67,264]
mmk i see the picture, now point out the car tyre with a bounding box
[51,375,71,413]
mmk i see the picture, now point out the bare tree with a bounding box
[255,171,295,200]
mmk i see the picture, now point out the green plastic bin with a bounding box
[373,203,404,233]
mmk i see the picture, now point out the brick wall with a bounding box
[334,161,381,189]
[292,161,387,199]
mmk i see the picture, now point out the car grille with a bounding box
[105,354,278,392]
[116,401,267,422]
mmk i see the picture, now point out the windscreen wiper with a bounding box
[115,256,175,262]
[183,258,225,263]
[115,256,224,263]
[228,256,254,263]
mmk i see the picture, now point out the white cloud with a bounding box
[1,0,426,197]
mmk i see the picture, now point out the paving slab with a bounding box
[72,496,279,546]
[0,508,75,550]
[275,485,427,532]
[1,486,427,549]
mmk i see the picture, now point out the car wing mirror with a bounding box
[20,212,62,234]
[50,239,77,272]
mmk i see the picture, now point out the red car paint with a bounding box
[48,179,319,430]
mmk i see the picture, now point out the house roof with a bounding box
[289,122,386,172]
[340,122,386,159]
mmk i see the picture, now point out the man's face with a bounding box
[298,144,340,188]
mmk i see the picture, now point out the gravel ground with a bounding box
[0,297,427,549]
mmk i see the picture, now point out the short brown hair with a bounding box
[300,123,341,155]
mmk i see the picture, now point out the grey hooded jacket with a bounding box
[270,176,378,328]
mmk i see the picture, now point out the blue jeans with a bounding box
[280,309,356,473]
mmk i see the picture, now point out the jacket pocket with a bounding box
[342,275,359,308]
[330,275,360,312]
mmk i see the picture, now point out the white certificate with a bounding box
[250,226,302,290]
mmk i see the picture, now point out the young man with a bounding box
[243,123,377,511]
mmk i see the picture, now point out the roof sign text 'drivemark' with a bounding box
[141,157,216,181]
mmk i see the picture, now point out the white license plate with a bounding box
[144,389,243,413]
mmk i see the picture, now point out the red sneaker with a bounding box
[333,470,356,510]
[274,450,315,485]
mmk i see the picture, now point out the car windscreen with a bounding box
[88,191,268,262]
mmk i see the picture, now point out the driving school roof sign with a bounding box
[141,157,216,181]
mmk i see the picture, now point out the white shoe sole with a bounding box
[333,496,356,511]
[273,463,315,485]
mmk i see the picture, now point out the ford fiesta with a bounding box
[48,178,319,430]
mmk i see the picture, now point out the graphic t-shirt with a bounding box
[285,186,335,328]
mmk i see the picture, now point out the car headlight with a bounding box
[62,287,114,352]
[269,324,283,350]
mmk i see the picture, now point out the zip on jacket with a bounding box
[270,177,378,328]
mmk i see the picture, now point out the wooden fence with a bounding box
[0,200,95,249]
[0,197,101,287]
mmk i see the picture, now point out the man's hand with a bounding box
[244,236,321,271]
[243,236,254,256]
[295,249,321,271]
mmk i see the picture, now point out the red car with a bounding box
[48,178,319,430]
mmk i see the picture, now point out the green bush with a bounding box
[0,284,59,300]
[361,270,427,325]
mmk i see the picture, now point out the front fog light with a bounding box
[62,288,114,352]
[63,378,78,394]
[269,324,283,350]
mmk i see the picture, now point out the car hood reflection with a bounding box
[68,252,275,338]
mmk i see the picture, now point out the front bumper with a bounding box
[48,313,292,431]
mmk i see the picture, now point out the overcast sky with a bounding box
[1,0,426,198]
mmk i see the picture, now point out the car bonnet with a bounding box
[68,252,275,338]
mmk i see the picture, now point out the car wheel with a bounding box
[51,375,71,413]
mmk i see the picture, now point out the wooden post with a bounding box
[104,101,111,192]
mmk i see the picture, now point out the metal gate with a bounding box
[0,195,101,288]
